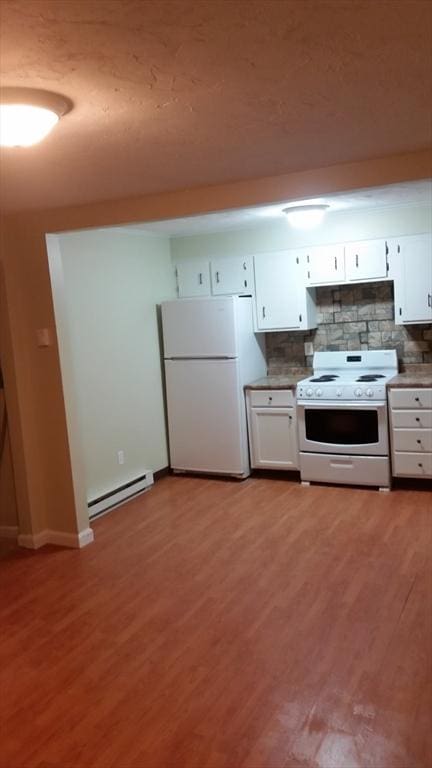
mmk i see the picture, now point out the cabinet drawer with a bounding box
[249,390,295,408]
[393,451,432,478]
[393,429,432,453]
[389,388,432,410]
[391,410,432,429]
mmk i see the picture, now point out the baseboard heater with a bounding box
[88,472,154,519]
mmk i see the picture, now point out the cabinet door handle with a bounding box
[198,272,203,285]
[262,306,266,319]
[288,414,292,420]
[355,253,359,267]
[215,271,220,283]
[428,293,432,308]
[243,262,247,270]
[334,256,337,270]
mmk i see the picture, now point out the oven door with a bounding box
[297,401,389,456]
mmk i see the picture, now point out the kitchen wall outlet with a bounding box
[117,450,125,465]
[304,342,314,356]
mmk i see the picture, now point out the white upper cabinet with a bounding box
[210,256,253,295]
[345,239,389,282]
[394,234,432,325]
[305,244,345,285]
[254,250,316,332]
[176,260,210,297]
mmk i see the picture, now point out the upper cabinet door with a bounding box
[176,260,210,297]
[305,244,345,285]
[396,234,432,325]
[254,251,301,330]
[211,256,253,295]
[345,239,389,282]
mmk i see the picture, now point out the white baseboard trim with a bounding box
[0,525,19,540]
[18,527,94,550]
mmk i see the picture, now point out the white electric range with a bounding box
[296,350,398,490]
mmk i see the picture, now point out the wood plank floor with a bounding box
[1,475,431,768]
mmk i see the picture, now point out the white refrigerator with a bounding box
[162,296,266,477]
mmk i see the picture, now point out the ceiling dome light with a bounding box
[283,204,329,229]
[0,88,72,147]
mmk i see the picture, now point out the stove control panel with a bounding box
[297,384,387,401]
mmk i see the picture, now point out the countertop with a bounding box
[246,367,432,391]
[387,372,432,388]
[245,374,306,391]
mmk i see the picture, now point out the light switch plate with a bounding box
[36,328,52,347]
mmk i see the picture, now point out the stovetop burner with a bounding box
[356,374,386,382]
[309,375,339,382]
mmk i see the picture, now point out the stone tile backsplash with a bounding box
[267,282,432,374]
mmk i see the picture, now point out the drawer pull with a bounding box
[417,439,422,444]
[268,396,273,402]
[415,397,420,402]
[418,463,423,468]
[416,417,420,422]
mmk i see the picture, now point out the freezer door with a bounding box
[165,359,247,475]
[162,297,237,358]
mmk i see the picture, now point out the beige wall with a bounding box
[0,389,18,531]
[0,148,430,541]
[171,204,432,263]
[50,229,175,505]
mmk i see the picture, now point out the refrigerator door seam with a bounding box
[165,356,238,361]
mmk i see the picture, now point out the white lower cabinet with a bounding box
[246,389,298,470]
[389,388,432,478]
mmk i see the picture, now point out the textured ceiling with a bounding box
[0,0,431,212]
[127,180,432,236]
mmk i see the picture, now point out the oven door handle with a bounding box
[330,459,354,468]
[297,401,387,410]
